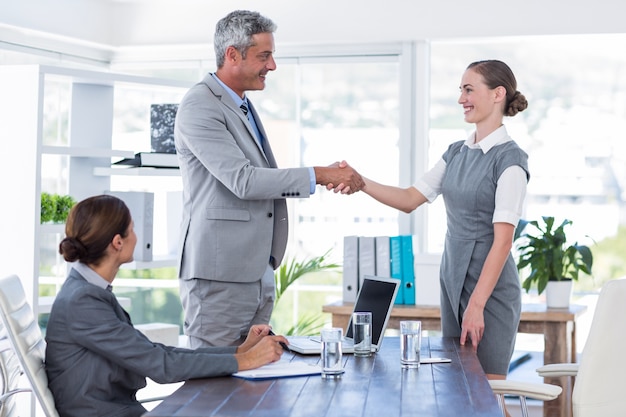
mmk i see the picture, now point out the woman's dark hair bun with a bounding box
[59,236,88,263]
[506,91,528,116]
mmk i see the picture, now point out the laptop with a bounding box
[286,275,400,355]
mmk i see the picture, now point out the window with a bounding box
[251,57,402,262]
[249,55,403,331]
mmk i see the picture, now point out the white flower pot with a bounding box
[545,280,573,309]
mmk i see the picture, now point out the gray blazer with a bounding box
[174,73,310,283]
[45,268,238,417]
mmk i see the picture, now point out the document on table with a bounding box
[232,361,321,380]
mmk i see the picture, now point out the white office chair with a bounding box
[0,274,59,417]
[489,379,562,417]
[534,277,626,417]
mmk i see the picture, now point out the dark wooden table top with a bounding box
[143,337,501,417]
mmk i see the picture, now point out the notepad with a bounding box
[232,361,321,380]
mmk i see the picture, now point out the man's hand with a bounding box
[314,160,364,194]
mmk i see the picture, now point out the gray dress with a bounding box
[439,139,529,375]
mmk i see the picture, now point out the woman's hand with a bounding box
[237,324,271,353]
[235,325,288,371]
[460,302,485,350]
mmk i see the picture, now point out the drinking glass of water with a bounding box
[352,311,372,357]
[321,327,344,378]
[400,320,422,369]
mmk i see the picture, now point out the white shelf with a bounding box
[39,64,192,90]
[94,167,181,177]
[40,223,65,234]
[122,255,178,270]
[42,146,134,159]
[1,64,188,311]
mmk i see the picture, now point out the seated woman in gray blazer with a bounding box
[45,194,287,417]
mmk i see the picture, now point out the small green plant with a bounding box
[40,192,56,223]
[40,193,76,224]
[273,250,340,335]
[53,194,76,223]
[515,216,593,295]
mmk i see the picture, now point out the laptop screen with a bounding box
[345,276,400,345]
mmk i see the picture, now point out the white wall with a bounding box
[1,0,626,63]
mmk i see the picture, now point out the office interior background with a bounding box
[1,0,626,336]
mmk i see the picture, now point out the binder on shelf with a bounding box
[400,235,416,305]
[375,236,391,278]
[390,236,404,305]
[114,152,179,168]
[107,191,154,262]
[342,236,359,303]
[358,236,376,290]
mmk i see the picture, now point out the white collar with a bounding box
[72,262,111,290]
[464,125,511,154]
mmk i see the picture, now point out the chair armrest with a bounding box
[0,387,32,403]
[536,363,579,378]
[489,380,562,402]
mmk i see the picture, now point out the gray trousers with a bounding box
[180,263,275,348]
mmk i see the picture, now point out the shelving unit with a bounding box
[0,64,190,313]
[94,167,182,177]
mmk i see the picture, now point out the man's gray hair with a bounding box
[214,10,277,68]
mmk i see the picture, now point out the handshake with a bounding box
[314,160,364,195]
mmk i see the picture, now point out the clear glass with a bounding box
[320,327,344,378]
[400,320,422,369]
[352,311,372,357]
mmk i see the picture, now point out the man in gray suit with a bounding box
[175,10,364,348]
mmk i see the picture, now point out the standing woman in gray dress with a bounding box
[352,60,529,386]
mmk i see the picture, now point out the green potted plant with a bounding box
[53,194,76,223]
[272,250,340,335]
[514,216,593,308]
[41,193,76,224]
[40,192,56,223]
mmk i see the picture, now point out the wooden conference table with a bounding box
[143,337,502,417]
[323,302,587,417]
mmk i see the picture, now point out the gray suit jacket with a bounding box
[45,268,238,417]
[174,73,310,283]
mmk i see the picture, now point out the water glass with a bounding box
[352,311,372,357]
[321,327,344,378]
[400,320,422,369]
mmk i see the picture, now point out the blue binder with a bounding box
[400,235,415,305]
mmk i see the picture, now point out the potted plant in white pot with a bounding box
[514,216,593,308]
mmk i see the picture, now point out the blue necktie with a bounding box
[240,103,264,150]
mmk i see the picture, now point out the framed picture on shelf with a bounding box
[150,103,178,154]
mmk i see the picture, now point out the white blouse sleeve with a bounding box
[414,158,446,203]
[493,165,528,226]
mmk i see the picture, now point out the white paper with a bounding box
[232,361,321,380]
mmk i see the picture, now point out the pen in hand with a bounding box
[268,329,291,353]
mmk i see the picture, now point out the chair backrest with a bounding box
[0,325,24,417]
[573,278,626,417]
[0,275,58,417]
